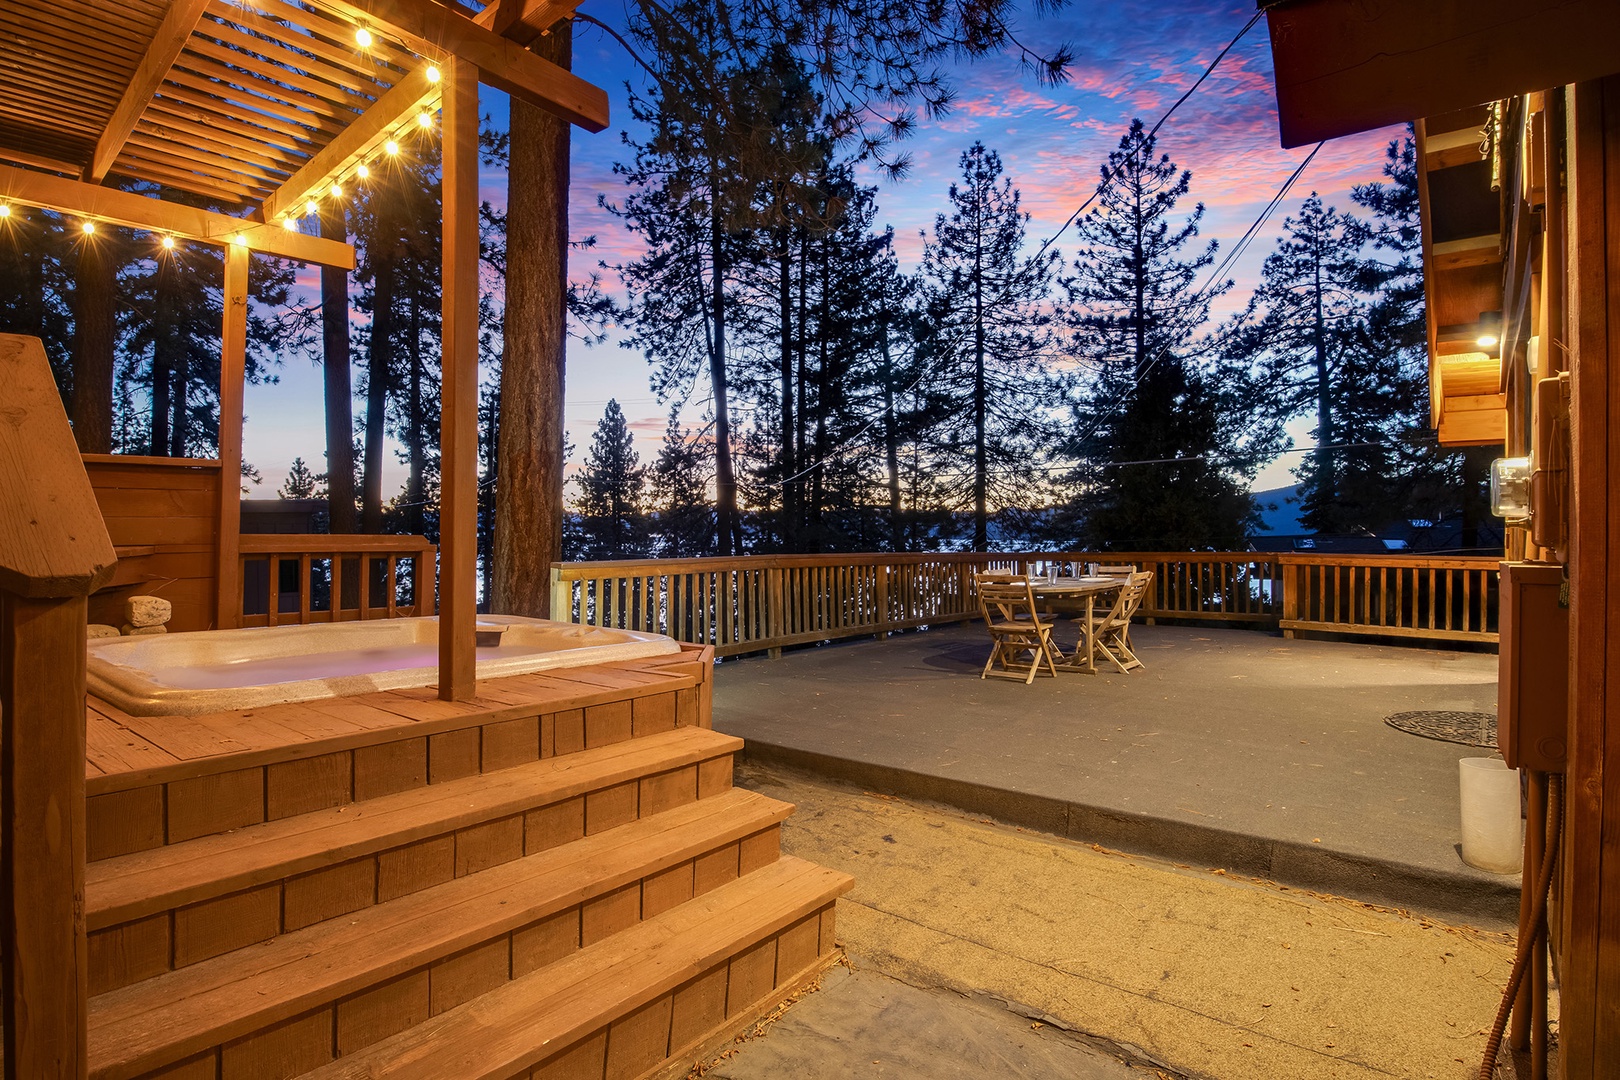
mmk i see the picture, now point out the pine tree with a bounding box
[650,410,714,558]
[576,400,648,559]
[920,142,1060,551]
[279,457,325,499]
[1062,120,1259,549]
[1226,193,1371,533]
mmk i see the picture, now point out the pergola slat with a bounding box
[184,35,385,107]
[87,0,213,182]
[173,49,368,124]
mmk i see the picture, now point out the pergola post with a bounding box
[214,244,247,631]
[438,57,479,700]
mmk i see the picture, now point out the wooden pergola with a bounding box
[0,0,607,701]
[0,3,607,1073]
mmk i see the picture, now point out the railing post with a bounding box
[1281,557,1299,638]
[875,561,891,639]
[549,565,567,623]
[0,332,119,1080]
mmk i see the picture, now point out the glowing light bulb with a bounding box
[282,217,297,231]
[426,65,441,84]
[330,183,343,199]
[305,198,319,215]
[417,111,433,129]
[1476,334,1500,348]
[161,235,175,250]
[81,220,96,235]
[384,139,399,156]
[233,233,248,247]
[0,204,10,219]
[355,27,373,47]
[356,164,370,180]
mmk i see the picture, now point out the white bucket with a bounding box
[1458,757,1523,874]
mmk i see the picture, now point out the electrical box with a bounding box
[1498,562,1569,772]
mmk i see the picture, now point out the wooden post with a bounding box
[0,334,118,1080]
[1559,74,1620,1078]
[438,57,480,701]
[214,243,247,630]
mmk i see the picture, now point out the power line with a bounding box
[763,11,1269,490]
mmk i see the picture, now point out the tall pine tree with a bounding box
[1062,120,1259,549]
[575,400,648,559]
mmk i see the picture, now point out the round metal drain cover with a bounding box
[1384,710,1498,748]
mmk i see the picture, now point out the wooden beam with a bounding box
[215,244,247,630]
[1438,354,1503,397]
[438,56,478,701]
[260,65,437,223]
[1436,406,1507,446]
[87,0,212,182]
[322,0,607,131]
[0,162,354,267]
[1432,235,1502,271]
[481,0,583,46]
[1423,127,1487,171]
[1263,0,1620,147]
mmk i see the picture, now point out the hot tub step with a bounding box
[294,856,852,1080]
[86,726,741,992]
[87,786,794,1080]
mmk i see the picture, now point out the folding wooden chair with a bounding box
[974,573,1061,684]
[1080,571,1154,673]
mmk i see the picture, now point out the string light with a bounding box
[355,27,373,47]
[281,217,297,231]
[330,183,343,199]
[384,139,399,155]
[232,233,247,247]
[417,111,433,129]
[426,65,441,84]
[160,235,175,250]
[304,198,319,216]
[81,221,96,235]
[356,164,369,180]
[0,204,10,219]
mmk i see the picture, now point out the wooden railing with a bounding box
[552,550,1500,656]
[1278,554,1498,642]
[238,534,436,627]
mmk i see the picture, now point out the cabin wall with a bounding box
[1559,73,1620,1078]
[83,455,221,633]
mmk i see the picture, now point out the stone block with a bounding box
[87,623,121,639]
[122,624,168,636]
[125,595,172,627]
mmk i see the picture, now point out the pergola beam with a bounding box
[86,0,212,183]
[259,65,438,223]
[324,0,607,131]
[0,162,355,268]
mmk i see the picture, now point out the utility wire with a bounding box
[763,10,1269,490]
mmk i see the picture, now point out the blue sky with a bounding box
[243,0,1404,498]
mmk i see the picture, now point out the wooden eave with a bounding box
[0,0,603,264]
[1260,0,1620,149]
[1416,107,1507,447]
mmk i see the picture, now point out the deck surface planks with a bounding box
[86,789,790,1080]
[83,648,707,795]
[86,728,746,931]
[297,857,851,1080]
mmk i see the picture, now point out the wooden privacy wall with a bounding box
[551,551,1502,658]
[83,454,222,632]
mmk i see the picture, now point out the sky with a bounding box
[241,0,1405,500]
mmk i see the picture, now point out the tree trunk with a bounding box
[709,196,739,556]
[879,301,902,552]
[491,24,571,618]
[321,204,357,532]
[168,350,187,458]
[776,217,795,550]
[407,291,424,537]
[362,253,395,532]
[1313,253,1333,503]
[972,232,988,552]
[71,237,115,454]
[150,256,175,457]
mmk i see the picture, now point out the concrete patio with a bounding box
[713,622,1513,920]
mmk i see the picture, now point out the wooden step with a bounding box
[88,787,792,1080]
[296,856,853,1080]
[86,727,742,994]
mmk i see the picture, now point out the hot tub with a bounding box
[87,615,681,716]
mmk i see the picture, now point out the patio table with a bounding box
[1029,576,1126,675]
